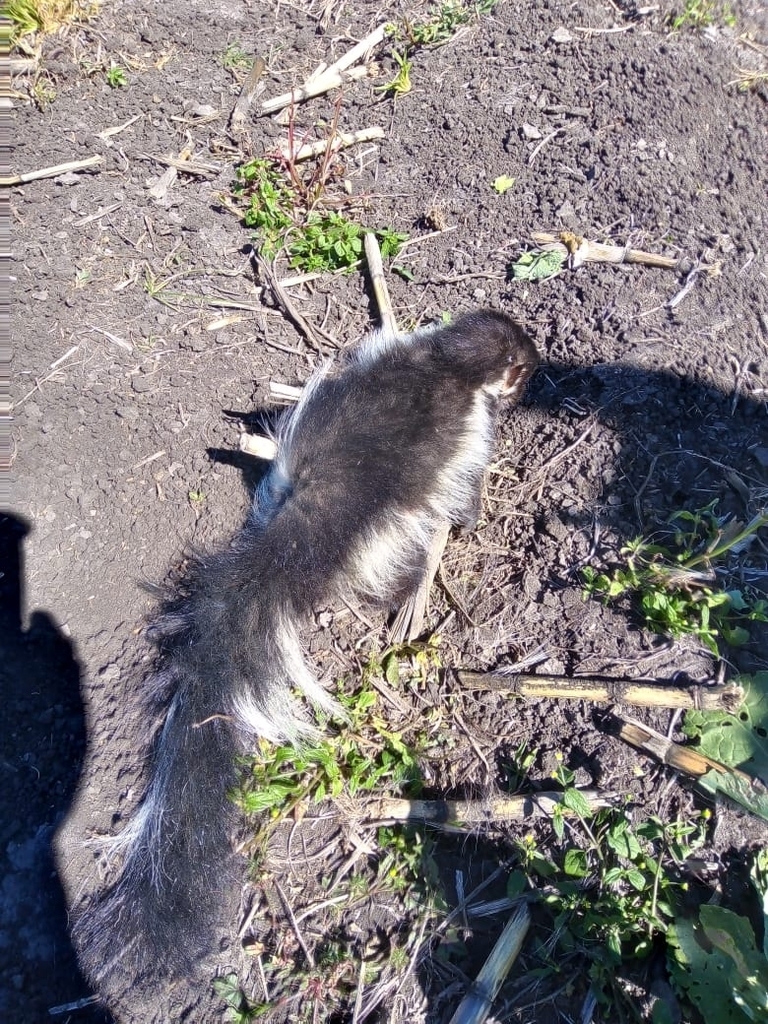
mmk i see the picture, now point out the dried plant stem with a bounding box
[259,65,372,117]
[363,231,398,336]
[606,712,753,781]
[458,671,743,712]
[531,230,719,275]
[2,154,102,185]
[447,907,531,1024]
[365,790,610,825]
[280,125,384,162]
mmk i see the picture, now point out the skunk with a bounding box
[74,309,539,1006]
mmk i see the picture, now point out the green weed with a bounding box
[220,42,253,70]
[213,974,260,1023]
[233,681,421,830]
[521,759,705,1013]
[393,0,498,49]
[105,62,127,87]
[7,0,99,43]
[582,504,768,656]
[668,0,735,31]
[233,157,407,274]
[379,49,413,95]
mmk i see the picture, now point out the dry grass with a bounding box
[7,0,100,43]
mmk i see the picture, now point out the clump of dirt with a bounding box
[6,0,768,1022]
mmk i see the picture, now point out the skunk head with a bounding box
[433,310,539,399]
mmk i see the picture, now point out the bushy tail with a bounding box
[75,535,335,998]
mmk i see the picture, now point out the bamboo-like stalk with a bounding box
[608,713,754,781]
[458,671,743,712]
[532,230,720,276]
[531,230,681,270]
[448,907,531,1024]
[279,126,384,163]
[2,154,102,186]
[364,790,611,824]
[259,65,372,117]
[363,231,398,336]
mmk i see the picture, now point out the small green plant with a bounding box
[521,760,705,1013]
[395,0,498,49]
[213,974,260,1023]
[583,504,768,656]
[235,158,295,259]
[382,2,497,95]
[106,62,127,87]
[233,157,407,274]
[234,681,420,829]
[220,42,253,70]
[379,49,413,95]
[288,211,365,274]
[668,0,735,31]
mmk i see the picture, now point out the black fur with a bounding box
[74,310,539,1004]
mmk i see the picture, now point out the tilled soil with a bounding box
[5,0,768,1021]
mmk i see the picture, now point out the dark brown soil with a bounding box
[5,1,768,1022]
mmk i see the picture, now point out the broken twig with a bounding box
[250,251,336,351]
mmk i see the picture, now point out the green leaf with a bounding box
[700,905,768,1019]
[563,848,589,877]
[750,849,768,959]
[698,769,768,822]
[492,174,515,194]
[683,673,768,782]
[562,787,595,818]
[668,917,753,1024]
[506,870,528,897]
[510,249,565,281]
[606,820,641,859]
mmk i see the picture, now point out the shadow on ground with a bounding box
[0,514,110,1023]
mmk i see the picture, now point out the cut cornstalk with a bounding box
[530,230,720,274]
[259,65,373,117]
[448,907,531,1024]
[606,712,755,781]
[364,790,610,825]
[279,125,384,162]
[458,671,743,712]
